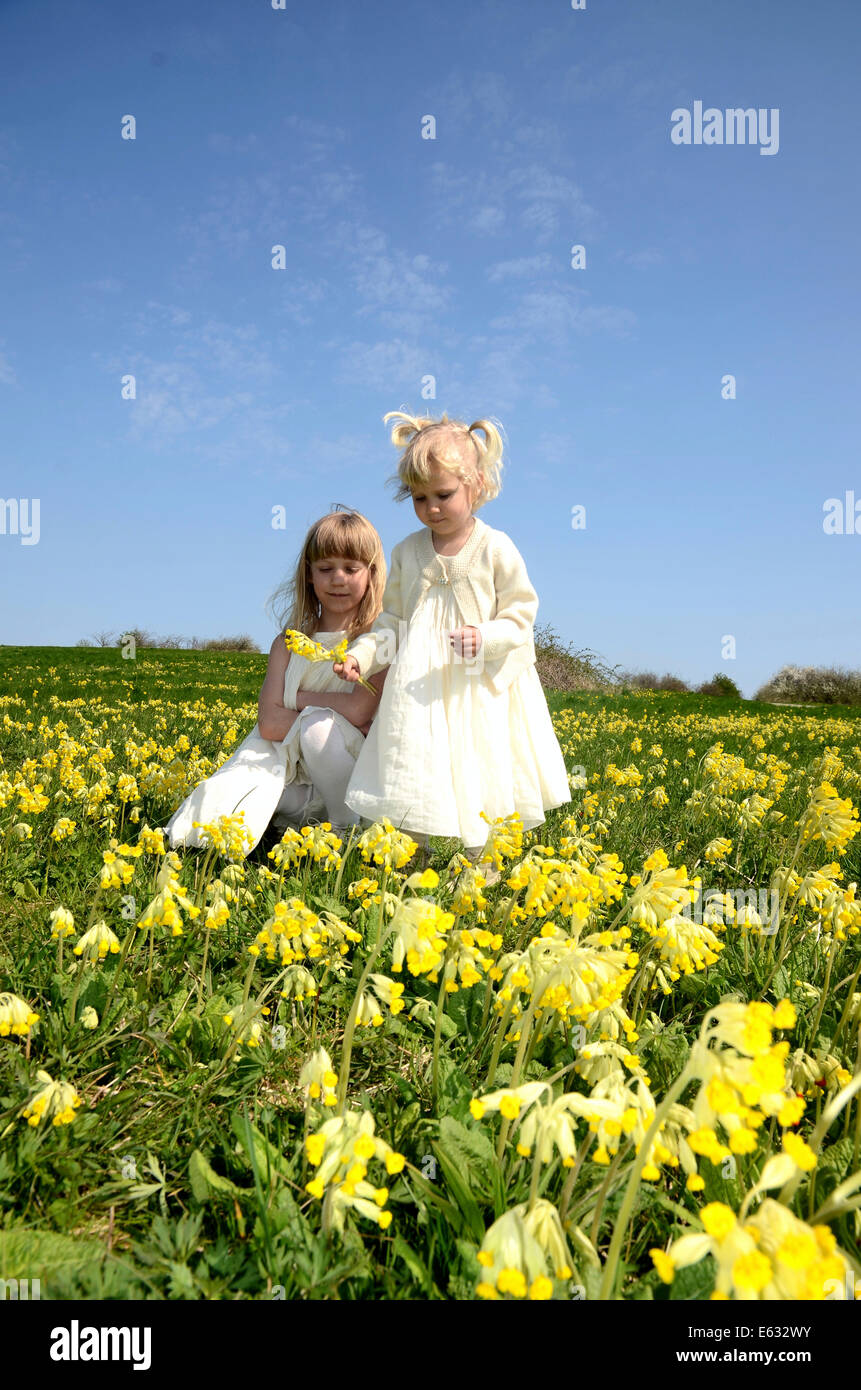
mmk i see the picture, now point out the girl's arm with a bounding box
[297,668,388,728]
[257,634,299,741]
[473,536,539,661]
[340,543,405,678]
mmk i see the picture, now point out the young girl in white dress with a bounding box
[333,412,571,872]
[165,508,388,854]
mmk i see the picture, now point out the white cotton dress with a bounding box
[344,552,571,847]
[165,630,364,853]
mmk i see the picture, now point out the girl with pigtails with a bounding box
[333,411,570,877]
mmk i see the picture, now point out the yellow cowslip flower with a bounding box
[798,782,859,855]
[267,828,306,868]
[475,1205,565,1301]
[442,928,499,992]
[50,817,76,841]
[136,853,200,937]
[12,822,32,840]
[116,773,139,803]
[640,912,723,979]
[357,818,418,871]
[303,1109,404,1229]
[49,906,75,940]
[654,1198,853,1300]
[366,972,404,1017]
[284,628,377,692]
[781,1131,817,1172]
[627,855,698,931]
[203,890,230,931]
[99,848,135,891]
[389,896,455,979]
[476,811,524,871]
[73,920,121,961]
[704,837,733,864]
[222,1007,270,1049]
[138,824,166,855]
[347,876,384,910]
[16,781,49,814]
[250,897,359,969]
[495,931,638,1027]
[193,813,254,861]
[787,1046,848,1099]
[470,1081,550,1125]
[280,964,318,1004]
[446,863,489,920]
[22,1069,82,1127]
[0,992,40,1038]
[291,823,342,871]
[298,1047,338,1107]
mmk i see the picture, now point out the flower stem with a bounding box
[598,1061,693,1300]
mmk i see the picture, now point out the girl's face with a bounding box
[309,554,370,617]
[411,463,475,536]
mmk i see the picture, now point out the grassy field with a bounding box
[1,645,860,1301]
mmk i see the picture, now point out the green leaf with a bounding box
[230,1111,291,1181]
[391,1234,431,1293]
[188,1149,246,1203]
[438,1115,495,1170]
[432,1142,486,1243]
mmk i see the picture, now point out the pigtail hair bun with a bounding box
[383,409,442,450]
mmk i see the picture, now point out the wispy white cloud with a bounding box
[0,346,18,388]
[615,248,664,267]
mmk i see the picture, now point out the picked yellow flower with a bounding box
[284,628,377,692]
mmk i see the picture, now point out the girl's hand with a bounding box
[450,626,482,658]
[333,656,362,683]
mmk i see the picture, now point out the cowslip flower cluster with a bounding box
[357,818,418,871]
[222,1006,270,1047]
[682,1000,810,1176]
[355,973,405,1026]
[389,897,455,978]
[475,1201,572,1300]
[280,964,318,1004]
[192,813,254,861]
[0,991,40,1038]
[73,920,121,961]
[442,926,503,992]
[495,928,638,1027]
[249,898,361,967]
[136,852,201,936]
[99,842,142,891]
[627,849,699,930]
[798,782,859,855]
[304,1109,405,1231]
[22,1069,82,1127]
[651,1198,855,1300]
[50,817,77,842]
[268,823,343,872]
[137,824,167,855]
[639,911,724,981]
[49,906,75,941]
[477,811,524,870]
[284,628,376,691]
[298,1047,338,1107]
[505,855,599,927]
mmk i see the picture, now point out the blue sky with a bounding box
[1,0,859,699]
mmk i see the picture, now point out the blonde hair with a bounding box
[266,505,386,641]
[383,409,504,510]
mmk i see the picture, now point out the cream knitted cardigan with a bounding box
[344,516,538,695]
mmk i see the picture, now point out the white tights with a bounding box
[271,708,360,832]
